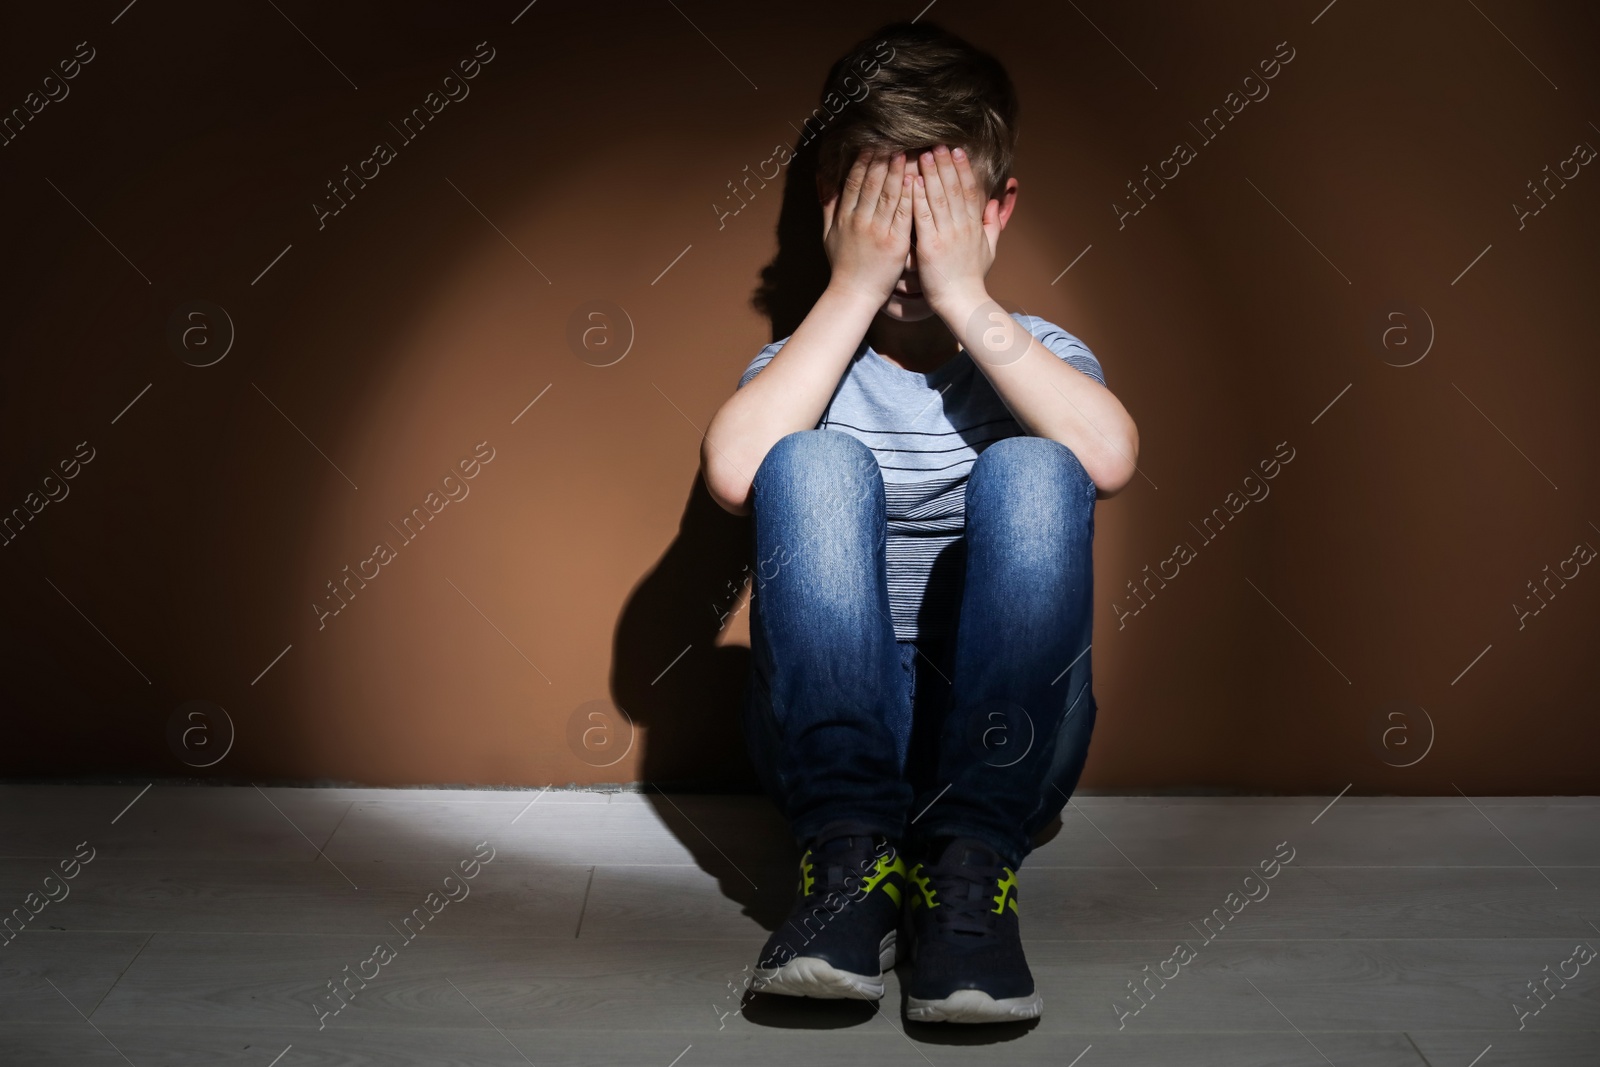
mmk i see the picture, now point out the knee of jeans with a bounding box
[972,436,1095,508]
[754,429,879,496]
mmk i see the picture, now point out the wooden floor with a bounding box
[2,786,1596,1065]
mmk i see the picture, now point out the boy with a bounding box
[700,22,1138,1024]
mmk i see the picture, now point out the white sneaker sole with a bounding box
[752,930,897,1000]
[906,988,1043,1023]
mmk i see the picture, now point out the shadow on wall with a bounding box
[616,144,832,840]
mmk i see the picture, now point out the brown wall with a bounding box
[2,1,1596,793]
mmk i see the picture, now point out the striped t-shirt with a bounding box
[737,313,1105,641]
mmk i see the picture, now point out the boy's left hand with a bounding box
[910,144,1000,318]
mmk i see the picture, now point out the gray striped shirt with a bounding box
[737,313,1105,641]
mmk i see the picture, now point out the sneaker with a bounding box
[752,831,908,1000]
[904,837,1042,1023]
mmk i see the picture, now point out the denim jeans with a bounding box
[740,429,1098,868]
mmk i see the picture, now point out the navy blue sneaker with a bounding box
[753,831,908,1000]
[905,837,1042,1022]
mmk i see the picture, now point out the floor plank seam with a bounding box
[85,931,154,1020]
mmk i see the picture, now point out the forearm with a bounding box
[701,283,883,514]
[944,293,1140,496]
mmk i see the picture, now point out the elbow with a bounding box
[1092,423,1140,499]
[710,481,753,517]
[1093,464,1134,498]
[701,440,753,516]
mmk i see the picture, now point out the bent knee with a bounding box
[753,430,881,513]
[758,428,876,479]
[972,435,1094,504]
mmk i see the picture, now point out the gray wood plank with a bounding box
[576,862,1600,943]
[1051,937,1600,1035]
[1042,799,1541,867]
[1468,802,1600,866]
[1025,864,1600,941]
[45,859,1572,949]
[0,787,356,862]
[0,932,153,1025]
[73,929,1600,1038]
[0,860,592,937]
[321,797,793,867]
[0,1023,1593,1067]
[14,1020,1600,1067]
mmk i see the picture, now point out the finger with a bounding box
[911,190,957,293]
[919,149,950,231]
[911,172,936,235]
[858,151,891,219]
[951,146,984,212]
[875,152,906,223]
[890,170,914,239]
[821,193,838,241]
[839,149,870,215]
[932,144,963,222]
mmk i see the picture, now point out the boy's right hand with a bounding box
[821,149,913,305]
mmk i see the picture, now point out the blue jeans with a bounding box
[741,429,1098,868]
